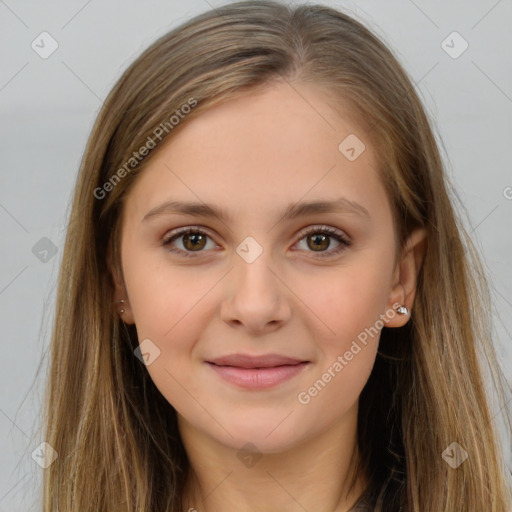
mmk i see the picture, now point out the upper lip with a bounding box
[206,354,308,368]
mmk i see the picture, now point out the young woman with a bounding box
[41,1,512,511]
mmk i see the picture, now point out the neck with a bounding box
[179,402,369,512]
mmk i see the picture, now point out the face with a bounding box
[114,80,412,453]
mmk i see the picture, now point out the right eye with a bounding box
[162,226,220,257]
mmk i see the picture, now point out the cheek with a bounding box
[122,253,216,410]
[123,247,215,341]
[292,249,394,410]
[295,250,394,350]
[294,262,388,417]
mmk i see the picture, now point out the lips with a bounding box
[205,353,309,389]
[207,353,307,369]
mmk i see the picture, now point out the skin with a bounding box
[111,80,426,512]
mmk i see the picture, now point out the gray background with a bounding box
[1,0,511,510]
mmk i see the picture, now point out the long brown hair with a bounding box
[40,1,512,510]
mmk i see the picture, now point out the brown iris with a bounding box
[182,233,207,251]
[307,233,330,251]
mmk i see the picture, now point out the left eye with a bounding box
[293,226,351,257]
[162,226,350,258]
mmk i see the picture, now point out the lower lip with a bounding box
[206,362,308,389]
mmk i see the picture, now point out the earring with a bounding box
[118,299,125,315]
[397,305,409,315]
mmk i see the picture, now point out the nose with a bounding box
[220,249,292,335]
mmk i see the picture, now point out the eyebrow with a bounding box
[142,197,371,224]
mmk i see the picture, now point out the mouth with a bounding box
[205,354,310,389]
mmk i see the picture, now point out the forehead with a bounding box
[123,80,389,224]
[170,80,367,162]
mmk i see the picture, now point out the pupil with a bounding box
[310,234,328,250]
[185,234,205,250]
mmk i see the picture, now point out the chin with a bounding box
[205,413,310,454]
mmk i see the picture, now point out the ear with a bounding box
[385,227,427,327]
[107,242,135,325]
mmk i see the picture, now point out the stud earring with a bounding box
[118,299,125,315]
[397,305,409,315]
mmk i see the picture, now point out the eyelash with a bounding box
[162,225,351,259]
